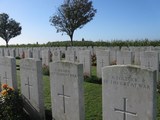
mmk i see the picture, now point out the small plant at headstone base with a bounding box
[91,54,96,66]
[42,64,50,76]
[0,84,29,120]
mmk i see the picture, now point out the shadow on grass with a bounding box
[16,65,20,70]
[84,75,102,84]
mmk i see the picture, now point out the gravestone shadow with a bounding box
[84,75,102,84]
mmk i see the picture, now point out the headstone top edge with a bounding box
[103,65,156,72]
[21,58,41,62]
[50,61,83,66]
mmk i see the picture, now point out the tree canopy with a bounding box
[50,0,97,46]
[0,13,22,47]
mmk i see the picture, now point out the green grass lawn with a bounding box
[16,64,160,120]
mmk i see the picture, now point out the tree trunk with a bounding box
[6,41,8,47]
[69,32,74,46]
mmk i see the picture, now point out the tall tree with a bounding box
[0,13,22,47]
[50,0,96,46]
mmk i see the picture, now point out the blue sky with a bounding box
[0,0,160,45]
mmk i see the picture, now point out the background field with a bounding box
[2,39,160,48]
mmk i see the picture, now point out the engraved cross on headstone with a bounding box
[25,77,32,99]
[100,59,104,67]
[3,72,9,84]
[57,85,70,113]
[114,98,137,120]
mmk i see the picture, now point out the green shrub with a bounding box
[0,84,29,120]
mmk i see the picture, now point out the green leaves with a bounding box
[0,85,29,120]
[0,13,22,47]
[50,0,96,46]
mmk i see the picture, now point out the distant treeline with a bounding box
[1,39,160,47]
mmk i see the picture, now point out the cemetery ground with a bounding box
[15,60,160,120]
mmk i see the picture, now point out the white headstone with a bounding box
[10,49,16,57]
[0,56,17,90]
[140,51,159,70]
[4,49,10,56]
[0,48,4,56]
[140,51,159,81]
[65,50,76,63]
[79,50,91,76]
[134,51,141,65]
[19,48,24,58]
[96,50,110,78]
[25,49,32,58]
[15,48,20,57]
[42,49,51,66]
[20,58,45,120]
[109,50,117,65]
[33,49,41,60]
[117,51,134,65]
[49,62,85,120]
[102,65,157,120]
[52,50,61,62]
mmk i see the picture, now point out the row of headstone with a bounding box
[0,56,157,120]
[0,46,148,58]
[0,57,46,119]
[0,46,159,65]
[1,47,159,80]
[1,47,160,81]
[0,56,85,120]
[96,50,160,80]
[1,46,160,57]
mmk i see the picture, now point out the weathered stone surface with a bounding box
[20,58,45,120]
[102,65,157,120]
[79,50,91,76]
[0,56,17,90]
[96,50,110,78]
[50,62,85,120]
